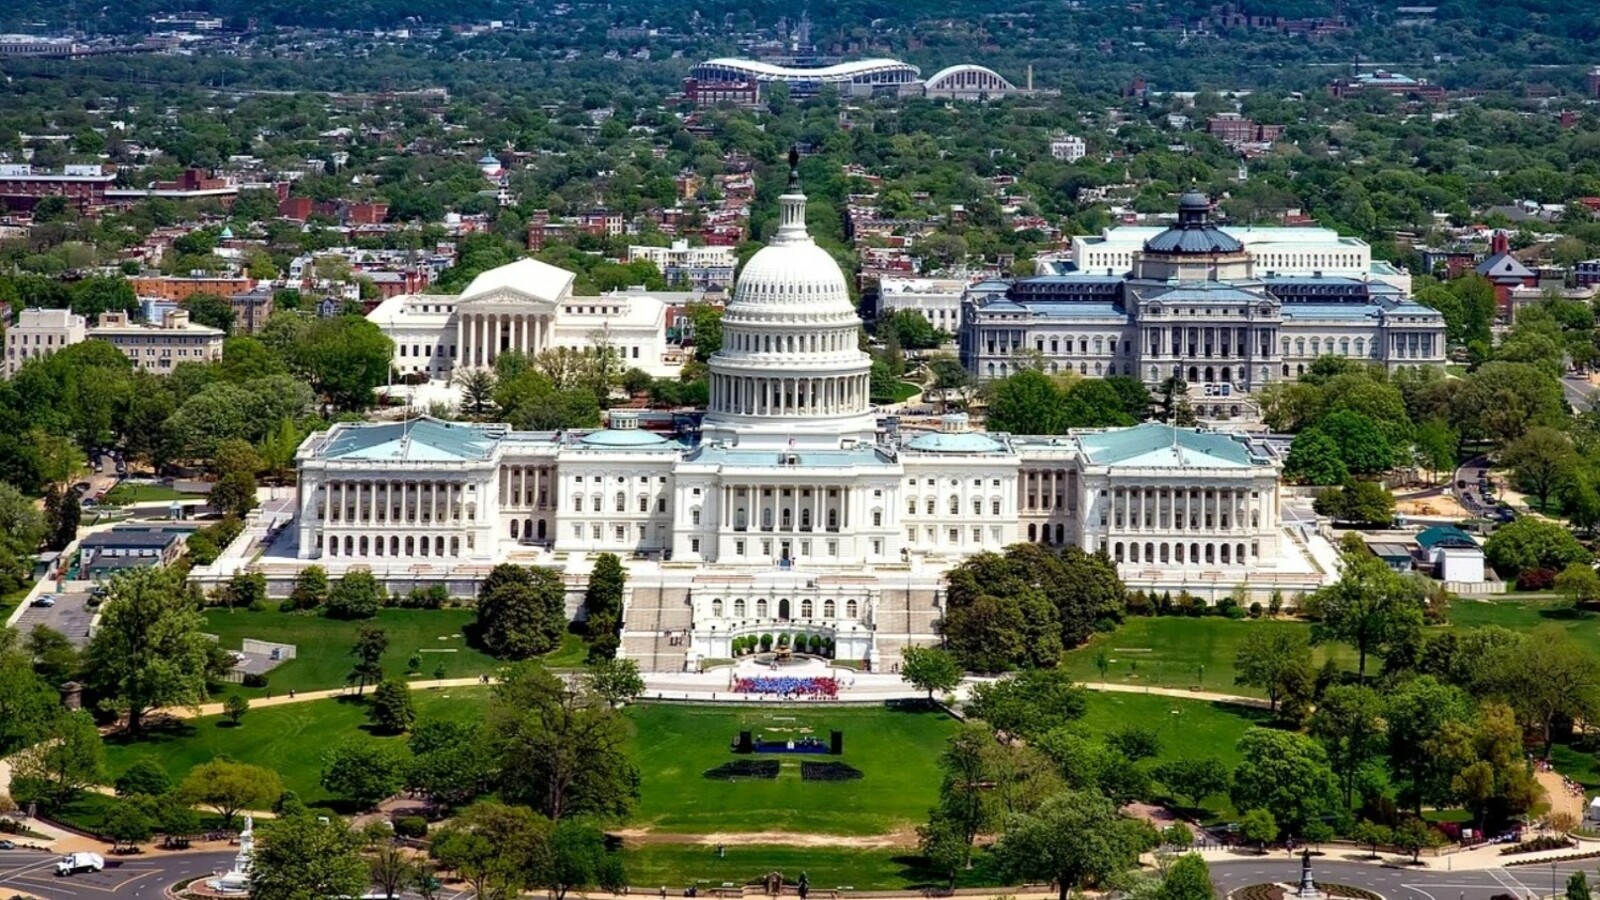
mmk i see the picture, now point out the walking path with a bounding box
[1537,767,1586,824]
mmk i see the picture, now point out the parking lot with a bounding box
[10,591,97,646]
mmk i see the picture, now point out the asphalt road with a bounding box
[9,592,97,647]
[4,846,1595,900]
[0,849,233,900]
[1562,376,1597,413]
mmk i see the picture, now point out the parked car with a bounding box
[31,595,55,608]
[0,839,16,850]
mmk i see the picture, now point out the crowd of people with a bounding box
[732,676,840,698]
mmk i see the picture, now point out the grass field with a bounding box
[623,704,959,836]
[1062,616,1356,696]
[103,688,489,807]
[201,606,586,695]
[619,845,1006,891]
[102,483,206,504]
[1447,598,1600,654]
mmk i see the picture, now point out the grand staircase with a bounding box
[619,582,693,672]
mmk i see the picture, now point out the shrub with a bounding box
[777,633,790,648]
[1126,591,1154,616]
[393,816,428,838]
[1517,568,1557,592]
[242,672,269,688]
[1249,601,1263,618]
[760,633,773,652]
[807,634,822,653]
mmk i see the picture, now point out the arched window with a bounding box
[1339,338,1350,356]
[1114,542,1125,562]
[778,598,791,620]
[756,598,769,617]
[824,599,837,618]
[846,599,859,619]
[615,492,626,512]
[1129,543,1139,563]
[734,598,746,617]
[1355,337,1366,356]
[801,599,814,618]
[712,599,724,617]
[1028,523,1038,541]
[510,520,520,539]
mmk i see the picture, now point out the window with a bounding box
[846,599,859,618]
[872,510,883,527]
[733,598,746,616]
[691,538,701,553]
[712,599,724,617]
[615,492,626,512]
[691,507,701,526]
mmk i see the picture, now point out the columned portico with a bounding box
[456,310,555,370]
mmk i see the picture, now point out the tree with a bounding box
[294,315,395,411]
[251,814,368,900]
[1503,625,1600,757]
[369,678,416,734]
[10,709,104,807]
[1556,564,1600,606]
[288,565,329,611]
[431,802,553,900]
[406,720,492,809]
[178,759,281,828]
[455,368,498,417]
[473,564,567,658]
[1384,676,1478,813]
[1392,818,1446,864]
[114,759,172,797]
[327,570,386,620]
[1061,379,1137,428]
[1310,684,1386,808]
[1313,481,1396,526]
[210,470,258,518]
[1503,426,1576,510]
[486,660,638,821]
[1152,757,1232,809]
[186,293,236,333]
[348,625,388,696]
[103,797,156,850]
[321,740,405,809]
[918,812,970,889]
[1484,517,1591,578]
[1352,820,1391,858]
[1229,729,1338,837]
[1156,853,1214,900]
[583,552,626,646]
[0,639,59,756]
[1569,873,1592,900]
[1233,628,1313,714]
[1414,419,1459,483]
[1282,430,1348,485]
[985,369,1065,435]
[49,490,81,550]
[967,668,1087,741]
[223,693,249,725]
[1237,808,1277,850]
[900,646,963,701]
[83,566,212,734]
[544,819,619,900]
[367,835,413,900]
[995,790,1151,900]
[1308,543,1426,680]
[585,657,645,706]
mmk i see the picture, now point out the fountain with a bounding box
[204,816,254,895]
[752,651,813,668]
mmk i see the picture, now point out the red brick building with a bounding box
[0,164,116,214]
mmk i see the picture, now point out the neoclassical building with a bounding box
[961,192,1446,415]
[294,171,1315,672]
[368,258,682,380]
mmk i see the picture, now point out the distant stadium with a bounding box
[688,57,1050,101]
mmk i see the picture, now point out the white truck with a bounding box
[56,852,105,876]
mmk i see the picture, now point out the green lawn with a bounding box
[620,845,1007,891]
[103,688,489,807]
[1062,616,1356,696]
[624,704,959,836]
[1446,598,1600,653]
[201,606,586,695]
[103,483,206,504]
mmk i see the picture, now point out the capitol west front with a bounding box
[292,169,1321,672]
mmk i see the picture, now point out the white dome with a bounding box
[729,242,856,319]
[700,160,877,450]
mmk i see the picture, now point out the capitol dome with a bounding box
[700,150,877,450]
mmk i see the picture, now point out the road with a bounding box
[1211,854,1591,900]
[9,591,96,647]
[1562,375,1597,413]
[0,849,233,900]
[1451,455,1498,519]
[3,847,1597,900]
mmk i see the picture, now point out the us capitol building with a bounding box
[291,167,1324,672]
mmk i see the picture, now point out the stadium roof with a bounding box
[694,57,920,83]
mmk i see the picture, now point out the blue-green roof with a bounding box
[321,418,501,462]
[1416,525,1480,550]
[578,428,671,448]
[1077,423,1256,468]
[905,431,1008,454]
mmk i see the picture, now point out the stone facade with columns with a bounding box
[295,169,1315,672]
[368,256,680,381]
[961,192,1447,419]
